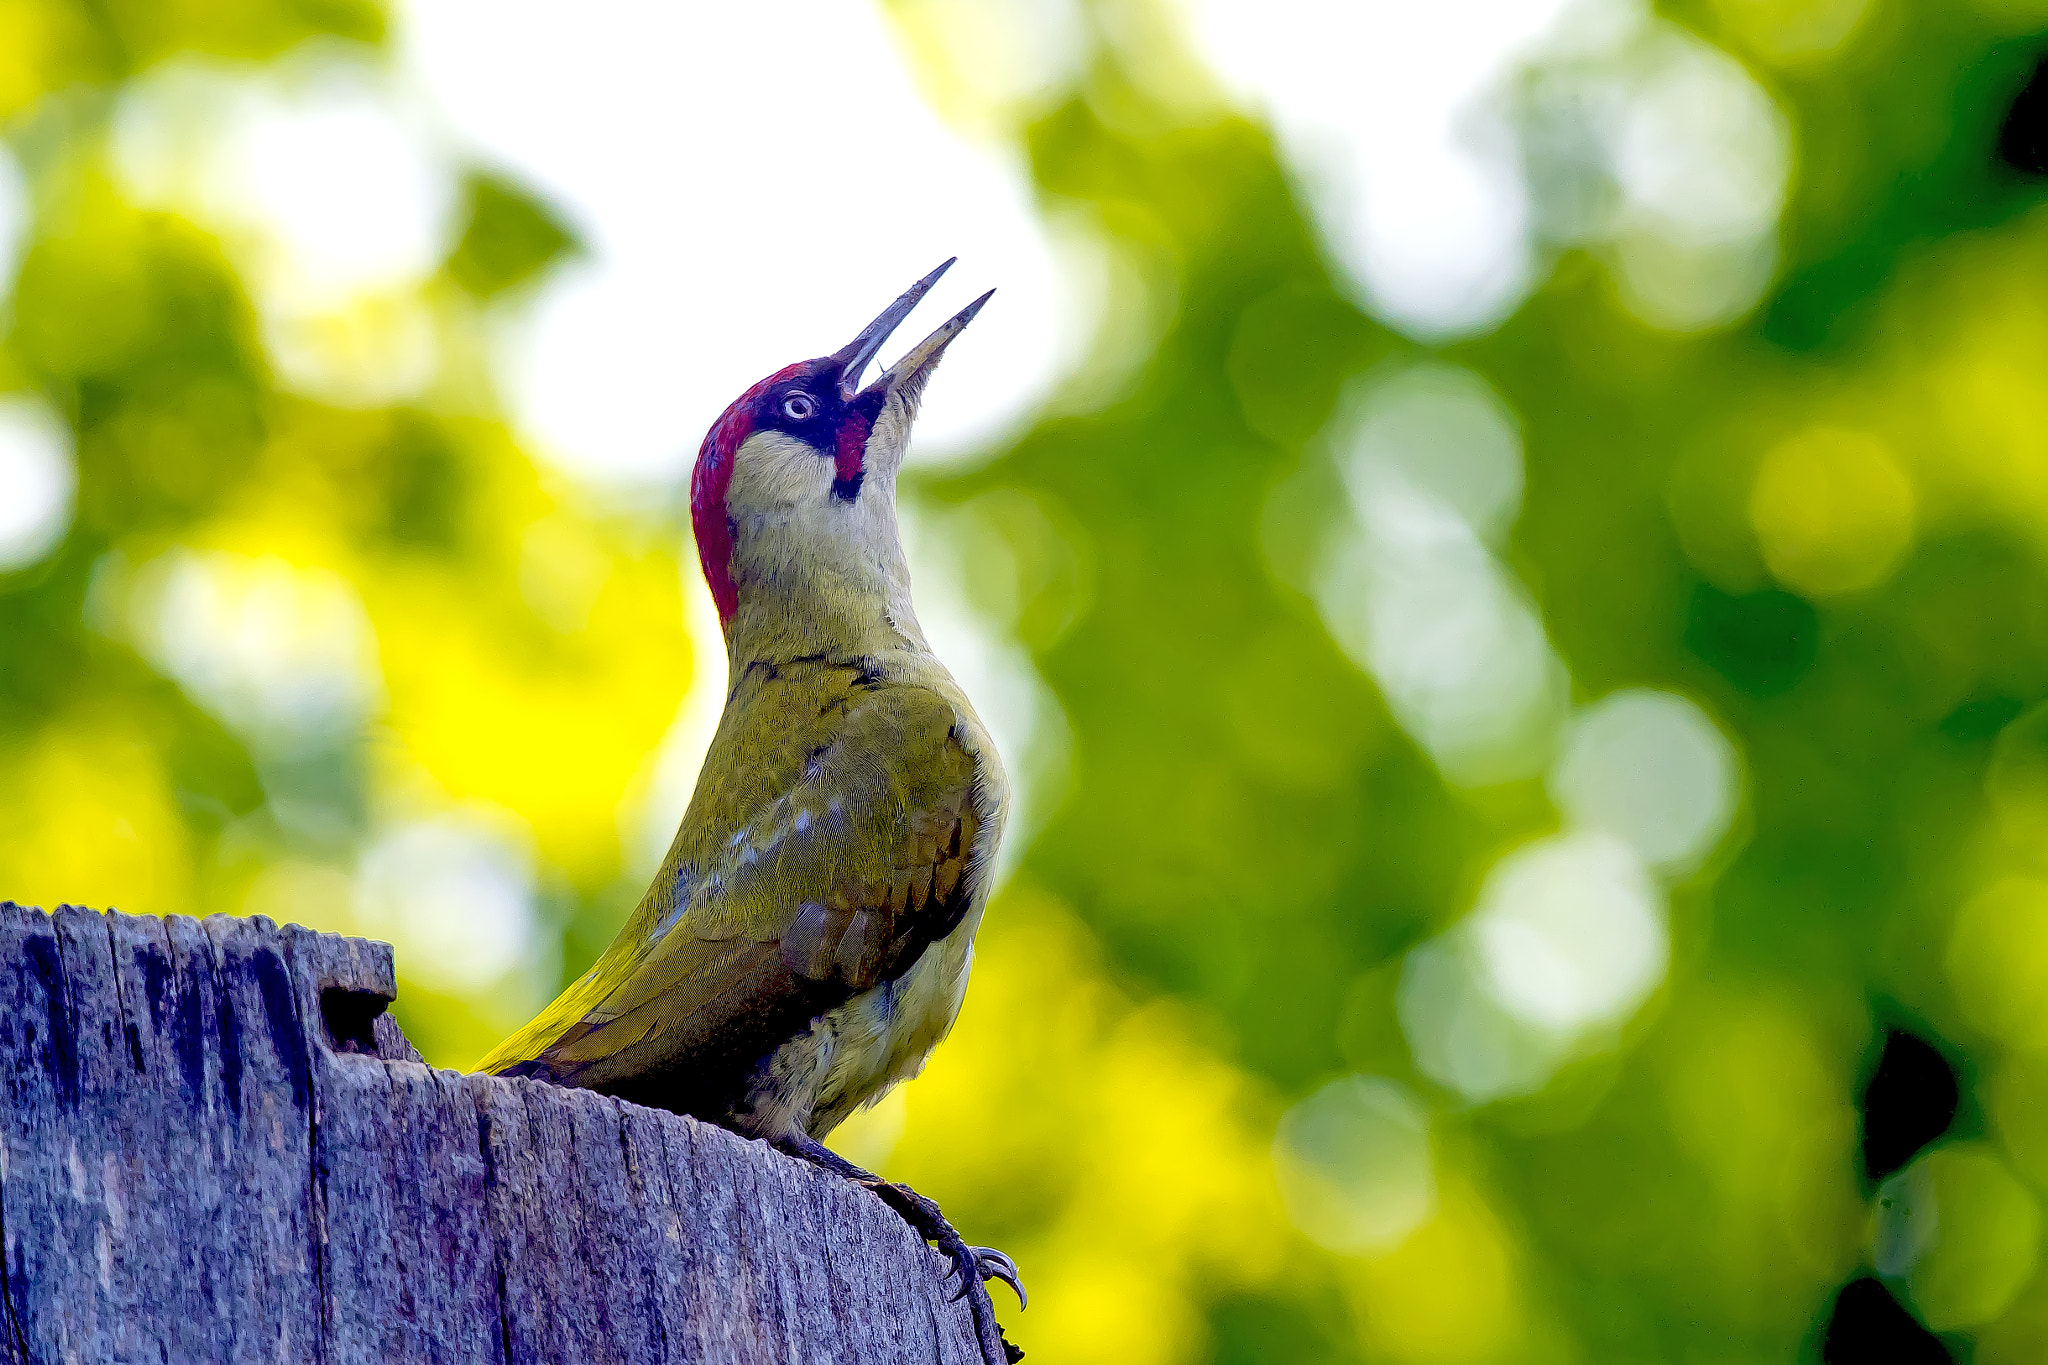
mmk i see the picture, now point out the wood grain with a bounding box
[0,901,980,1363]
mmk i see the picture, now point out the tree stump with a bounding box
[0,902,983,1363]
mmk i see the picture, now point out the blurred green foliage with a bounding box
[11,0,2048,1362]
[446,172,578,300]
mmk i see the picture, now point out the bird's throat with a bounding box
[716,507,926,665]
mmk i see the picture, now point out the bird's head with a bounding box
[690,259,990,628]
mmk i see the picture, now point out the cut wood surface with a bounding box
[0,901,983,1364]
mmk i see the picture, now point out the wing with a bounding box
[476,668,984,1117]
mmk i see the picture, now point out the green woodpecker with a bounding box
[478,261,1021,1363]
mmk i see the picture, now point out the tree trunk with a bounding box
[0,902,982,1363]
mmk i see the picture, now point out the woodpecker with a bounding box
[478,261,1021,1363]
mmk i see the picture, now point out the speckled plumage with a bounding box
[479,649,1004,1140]
[478,273,1007,1148]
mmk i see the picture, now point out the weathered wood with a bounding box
[0,902,980,1363]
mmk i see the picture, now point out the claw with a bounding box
[971,1246,1027,1309]
[775,1135,1022,1364]
[941,1243,979,1302]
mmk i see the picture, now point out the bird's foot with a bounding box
[778,1135,1024,1365]
[943,1245,1027,1310]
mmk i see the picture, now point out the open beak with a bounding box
[832,258,994,405]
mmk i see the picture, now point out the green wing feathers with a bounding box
[474,660,982,1097]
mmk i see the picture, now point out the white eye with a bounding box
[781,393,816,422]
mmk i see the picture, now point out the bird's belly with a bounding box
[734,913,978,1142]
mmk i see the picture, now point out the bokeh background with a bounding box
[4,0,2048,1358]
